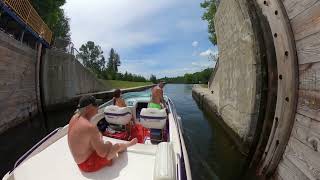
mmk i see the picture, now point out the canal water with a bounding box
[0,84,246,179]
[164,84,246,180]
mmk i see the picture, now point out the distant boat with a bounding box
[3,92,192,180]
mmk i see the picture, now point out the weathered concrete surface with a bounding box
[192,85,250,154]
[42,49,109,109]
[0,31,38,134]
[205,0,264,145]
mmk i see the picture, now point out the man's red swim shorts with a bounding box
[78,152,112,172]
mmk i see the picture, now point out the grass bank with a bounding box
[101,80,153,89]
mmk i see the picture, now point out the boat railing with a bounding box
[167,98,192,180]
[2,0,52,44]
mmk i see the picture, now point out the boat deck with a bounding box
[8,136,157,180]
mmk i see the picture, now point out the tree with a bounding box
[159,68,213,84]
[30,0,70,41]
[184,74,194,84]
[77,41,105,76]
[106,48,121,72]
[150,75,157,84]
[51,10,70,41]
[123,71,129,81]
[107,48,116,72]
[201,0,218,45]
[114,53,121,72]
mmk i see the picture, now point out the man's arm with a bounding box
[90,126,112,157]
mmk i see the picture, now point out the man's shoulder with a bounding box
[76,117,95,129]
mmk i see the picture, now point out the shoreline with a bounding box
[44,84,155,111]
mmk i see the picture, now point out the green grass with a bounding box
[101,80,153,89]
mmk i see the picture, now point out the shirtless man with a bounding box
[68,95,137,172]
[148,81,166,109]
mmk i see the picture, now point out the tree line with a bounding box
[201,0,218,45]
[31,0,70,42]
[160,68,213,84]
[76,41,150,82]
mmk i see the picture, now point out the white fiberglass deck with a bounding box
[10,136,157,180]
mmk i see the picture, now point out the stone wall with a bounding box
[0,31,38,134]
[42,49,109,108]
[208,0,264,144]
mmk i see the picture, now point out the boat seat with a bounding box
[104,105,132,125]
[140,108,167,129]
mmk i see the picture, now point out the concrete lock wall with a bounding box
[207,0,264,145]
[42,49,109,108]
[0,31,38,134]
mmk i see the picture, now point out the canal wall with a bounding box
[199,0,266,148]
[42,49,109,110]
[192,85,250,154]
[0,30,39,134]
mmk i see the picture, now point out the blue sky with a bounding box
[63,0,217,78]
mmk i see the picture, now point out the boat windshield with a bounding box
[99,89,168,109]
[122,91,151,100]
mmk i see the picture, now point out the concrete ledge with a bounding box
[44,84,155,111]
[192,85,250,155]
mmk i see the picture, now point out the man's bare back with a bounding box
[68,114,137,164]
[68,114,100,163]
[151,86,163,105]
[67,95,137,170]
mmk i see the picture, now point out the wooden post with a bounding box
[36,42,42,114]
[35,42,48,131]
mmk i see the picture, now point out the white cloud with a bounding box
[63,0,215,78]
[63,0,178,50]
[118,59,160,78]
[177,19,207,33]
[191,61,212,68]
[192,41,199,47]
[119,59,214,78]
[199,48,218,57]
